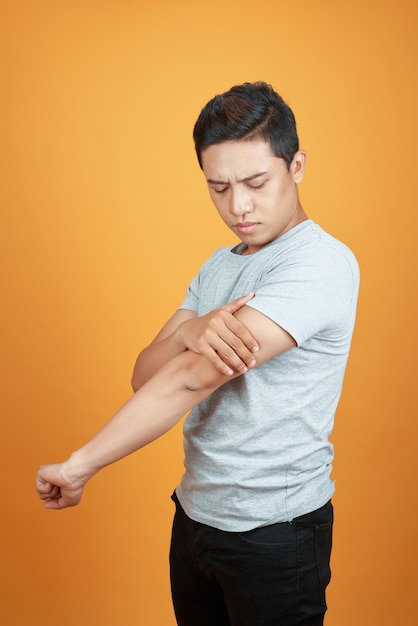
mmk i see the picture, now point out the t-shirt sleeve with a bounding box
[177,248,225,313]
[246,246,359,346]
[179,273,200,312]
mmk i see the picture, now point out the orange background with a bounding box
[1,1,417,624]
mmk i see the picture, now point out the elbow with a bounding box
[131,376,139,393]
[131,361,142,392]
[131,353,144,392]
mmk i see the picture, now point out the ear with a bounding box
[290,150,307,183]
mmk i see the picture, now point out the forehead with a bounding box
[201,139,278,179]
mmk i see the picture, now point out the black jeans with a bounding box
[169,492,333,626]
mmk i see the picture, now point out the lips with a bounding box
[236,222,259,234]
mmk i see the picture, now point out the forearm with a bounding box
[69,350,226,482]
[132,295,260,391]
[37,305,294,510]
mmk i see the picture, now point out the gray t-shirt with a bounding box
[176,220,360,531]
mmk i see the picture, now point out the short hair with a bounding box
[193,82,299,170]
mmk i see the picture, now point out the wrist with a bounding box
[63,449,99,487]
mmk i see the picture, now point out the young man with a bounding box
[37,82,360,625]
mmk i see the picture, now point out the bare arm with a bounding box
[36,306,295,510]
[37,351,221,509]
[131,308,196,390]
[131,293,259,390]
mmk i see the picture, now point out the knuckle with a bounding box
[228,337,245,352]
[216,345,232,359]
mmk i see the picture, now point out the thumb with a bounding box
[36,464,62,500]
[38,484,61,501]
[223,292,255,314]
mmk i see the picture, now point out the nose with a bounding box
[229,186,253,216]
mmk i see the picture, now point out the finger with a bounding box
[224,318,259,355]
[198,344,235,376]
[223,292,255,315]
[39,484,61,501]
[200,316,258,368]
[42,485,83,509]
[217,307,259,355]
[43,495,66,510]
[215,340,255,373]
[36,476,55,497]
[197,331,253,374]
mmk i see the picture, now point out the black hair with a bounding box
[193,82,299,170]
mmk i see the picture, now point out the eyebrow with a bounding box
[206,171,268,185]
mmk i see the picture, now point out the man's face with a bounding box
[201,139,306,255]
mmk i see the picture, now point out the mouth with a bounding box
[235,222,259,234]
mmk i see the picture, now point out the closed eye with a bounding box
[212,187,229,194]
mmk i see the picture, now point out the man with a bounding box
[37,82,360,625]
